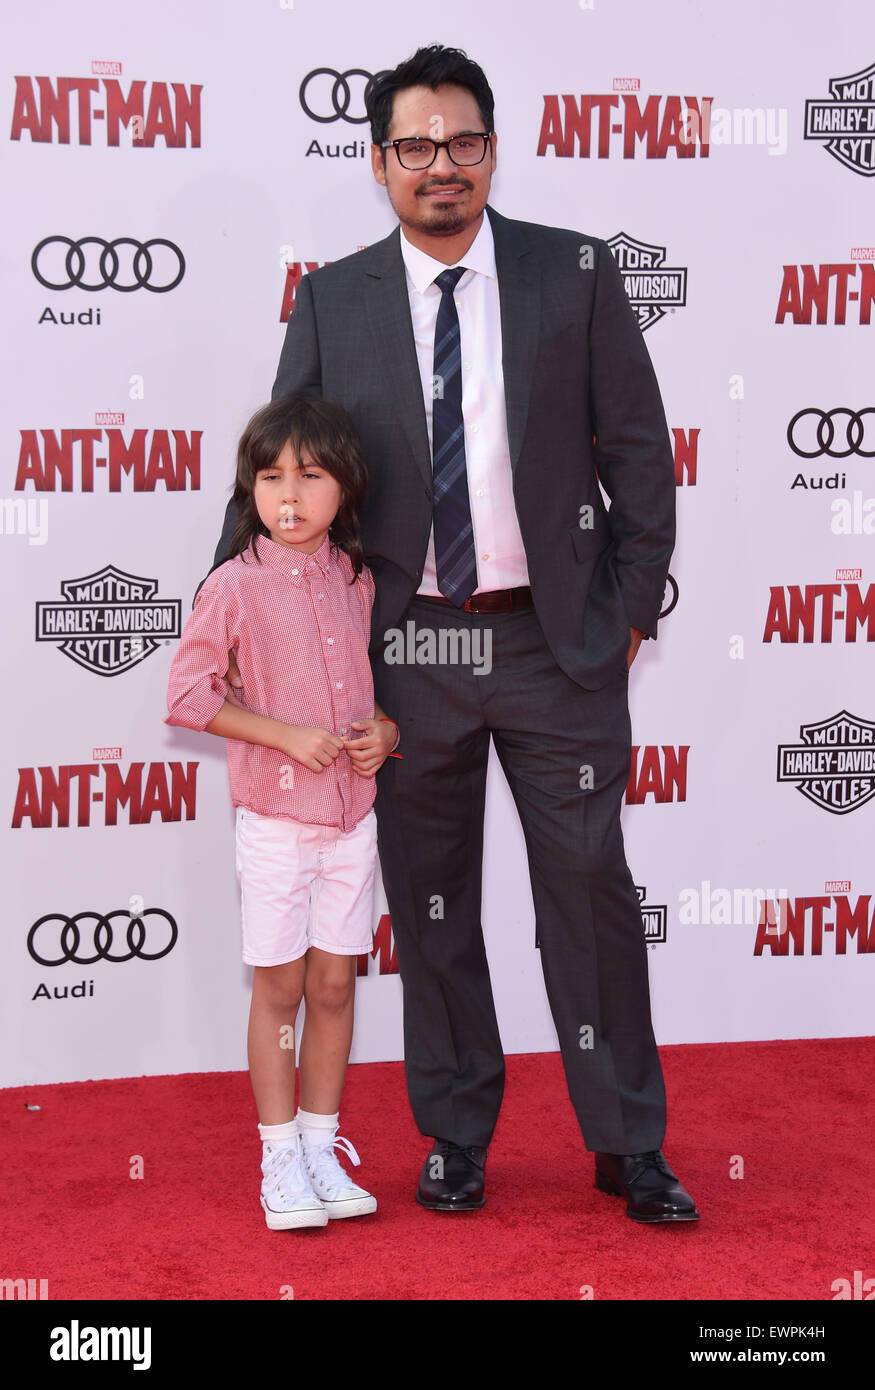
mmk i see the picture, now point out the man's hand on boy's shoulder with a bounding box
[226,650,243,689]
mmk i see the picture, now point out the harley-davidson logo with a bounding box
[803,63,875,177]
[536,883,667,949]
[607,232,687,331]
[35,564,181,676]
[777,710,875,814]
[637,885,667,943]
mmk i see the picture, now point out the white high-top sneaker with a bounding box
[260,1129,328,1230]
[301,1128,377,1219]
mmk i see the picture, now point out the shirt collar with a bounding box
[248,531,333,579]
[399,209,496,295]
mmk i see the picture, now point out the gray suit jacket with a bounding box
[210,203,675,690]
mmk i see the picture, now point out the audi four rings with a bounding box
[787,408,875,459]
[660,574,679,619]
[31,237,186,292]
[298,67,385,123]
[28,910,179,964]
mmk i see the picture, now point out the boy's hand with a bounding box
[281,725,346,772]
[344,718,396,777]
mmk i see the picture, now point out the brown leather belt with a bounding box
[414,586,533,614]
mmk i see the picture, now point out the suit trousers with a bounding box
[371,596,667,1154]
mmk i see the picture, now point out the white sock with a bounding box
[296,1108,338,1147]
[258,1119,297,1146]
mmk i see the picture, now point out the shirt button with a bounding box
[482,553,490,561]
[291,568,298,576]
[471,424,479,434]
[326,637,334,645]
[342,773,349,779]
[475,488,485,497]
[464,361,471,371]
[336,680,343,689]
[317,592,324,600]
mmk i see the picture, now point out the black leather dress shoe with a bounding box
[416,1138,487,1211]
[594,1149,700,1223]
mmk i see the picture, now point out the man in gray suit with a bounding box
[212,44,698,1222]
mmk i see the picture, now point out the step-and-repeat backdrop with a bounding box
[2,0,871,1086]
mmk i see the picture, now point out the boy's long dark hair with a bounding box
[228,395,367,582]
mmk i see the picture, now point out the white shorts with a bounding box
[234,807,378,966]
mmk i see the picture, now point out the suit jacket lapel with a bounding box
[365,227,433,488]
[486,204,539,476]
[363,203,540,488]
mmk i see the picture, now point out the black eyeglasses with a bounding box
[380,132,493,170]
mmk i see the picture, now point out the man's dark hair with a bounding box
[366,44,495,153]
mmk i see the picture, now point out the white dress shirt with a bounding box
[399,213,530,597]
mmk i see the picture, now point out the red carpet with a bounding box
[2,1038,872,1301]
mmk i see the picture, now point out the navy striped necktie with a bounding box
[431,266,477,606]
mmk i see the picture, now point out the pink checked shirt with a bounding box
[165,533,377,831]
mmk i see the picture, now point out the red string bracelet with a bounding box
[379,717,403,759]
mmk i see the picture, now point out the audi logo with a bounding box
[298,67,386,124]
[31,237,186,293]
[28,910,178,965]
[787,408,875,460]
[660,574,679,619]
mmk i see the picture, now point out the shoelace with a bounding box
[304,1133,363,1199]
[434,1139,485,1168]
[637,1150,672,1176]
[262,1141,312,1202]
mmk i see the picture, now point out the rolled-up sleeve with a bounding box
[165,572,237,732]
